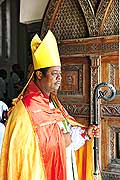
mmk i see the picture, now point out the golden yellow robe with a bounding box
[0,100,46,180]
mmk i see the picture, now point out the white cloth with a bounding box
[66,126,89,180]
[0,122,5,153]
[66,145,78,180]
[0,101,8,154]
[0,101,8,119]
[70,126,89,151]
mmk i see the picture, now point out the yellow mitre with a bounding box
[31,30,61,70]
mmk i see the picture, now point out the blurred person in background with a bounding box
[7,64,24,105]
[0,69,7,102]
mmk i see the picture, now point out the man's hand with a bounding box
[61,129,72,147]
[86,125,100,139]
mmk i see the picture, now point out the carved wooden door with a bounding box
[58,55,120,179]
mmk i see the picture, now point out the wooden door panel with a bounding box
[101,55,120,117]
[58,56,90,126]
[101,118,120,179]
[101,55,119,103]
[101,55,120,179]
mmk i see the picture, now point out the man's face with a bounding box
[37,66,62,94]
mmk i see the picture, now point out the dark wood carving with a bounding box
[89,56,101,123]
[59,35,119,56]
[59,64,83,95]
[101,118,120,178]
[41,0,119,39]
[102,172,120,180]
[41,0,89,40]
[101,105,120,117]
[61,103,89,117]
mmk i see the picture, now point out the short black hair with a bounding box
[34,67,50,81]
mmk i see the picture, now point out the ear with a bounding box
[36,71,42,80]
